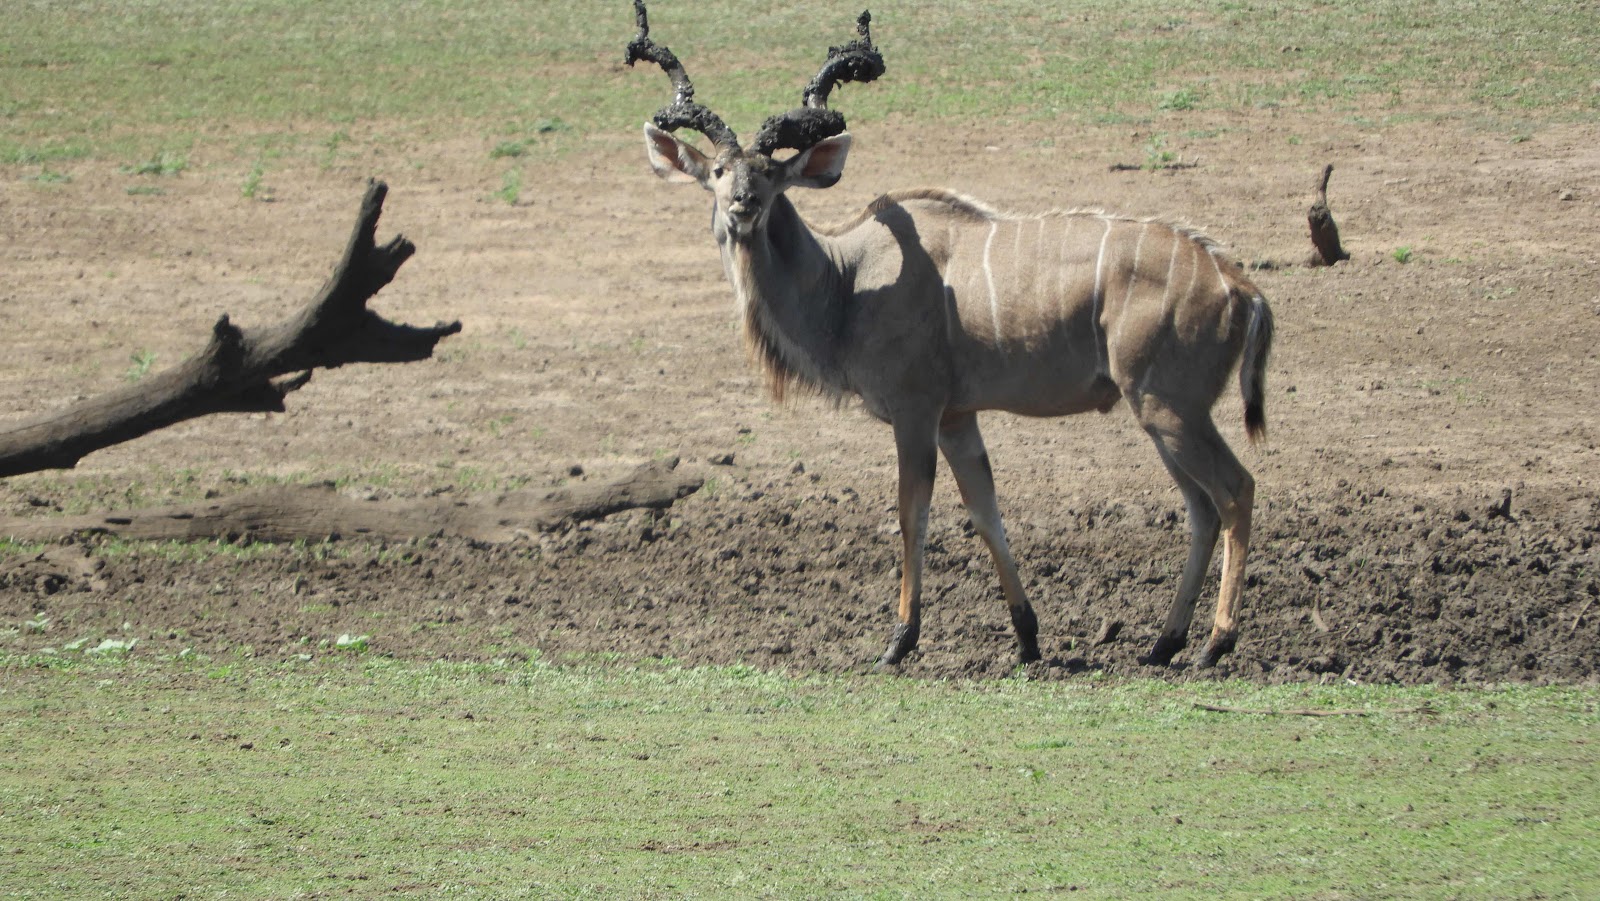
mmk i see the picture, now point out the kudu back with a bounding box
[626,1,1274,669]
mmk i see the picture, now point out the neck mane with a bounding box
[720,195,850,402]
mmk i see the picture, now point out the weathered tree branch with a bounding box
[0,180,462,478]
[1306,163,1350,267]
[0,459,704,545]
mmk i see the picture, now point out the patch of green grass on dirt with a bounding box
[1,654,1595,897]
[1,1,1592,165]
[0,538,49,558]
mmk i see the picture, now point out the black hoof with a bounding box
[1198,634,1236,668]
[874,622,919,670]
[1012,604,1041,664]
[1143,634,1186,667]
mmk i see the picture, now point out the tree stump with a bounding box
[1307,163,1350,267]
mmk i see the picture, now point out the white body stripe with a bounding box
[983,221,1001,344]
[1091,217,1113,376]
[1185,237,1202,314]
[1161,227,1181,313]
[1034,217,1048,308]
[1055,216,1074,323]
[1117,223,1150,345]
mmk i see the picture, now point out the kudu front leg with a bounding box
[938,412,1040,664]
[876,415,939,669]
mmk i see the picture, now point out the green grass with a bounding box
[2,1,1594,165]
[494,167,523,205]
[240,157,270,200]
[23,168,72,186]
[1,655,1596,897]
[122,349,157,383]
[120,149,189,177]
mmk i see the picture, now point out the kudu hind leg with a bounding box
[938,413,1040,664]
[1142,442,1221,666]
[1134,396,1254,667]
[1200,468,1253,667]
[876,413,940,669]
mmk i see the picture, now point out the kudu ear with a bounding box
[644,122,712,186]
[781,133,851,190]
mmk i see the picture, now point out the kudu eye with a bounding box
[711,164,726,179]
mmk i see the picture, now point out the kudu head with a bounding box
[625,0,884,242]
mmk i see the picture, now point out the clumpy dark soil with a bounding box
[5,470,1596,685]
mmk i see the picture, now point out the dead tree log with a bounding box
[0,180,461,478]
[0,458,704,545]
[1306,163,1350,267]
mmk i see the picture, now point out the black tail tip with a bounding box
[1245,405,1267,444]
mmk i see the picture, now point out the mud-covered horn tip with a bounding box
[623,0,741,151]
[802,11,883,109]
[752,9,885,157]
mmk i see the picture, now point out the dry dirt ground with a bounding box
[3,108,1598,685]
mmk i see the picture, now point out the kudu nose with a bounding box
[729,190,759,218]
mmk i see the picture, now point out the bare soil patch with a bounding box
[4,111,1598,684]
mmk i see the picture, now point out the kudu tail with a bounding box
[1240,293,1274,445]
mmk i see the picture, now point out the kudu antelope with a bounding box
[626,2,1274,669]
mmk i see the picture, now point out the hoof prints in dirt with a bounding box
[4,480,1597,686]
